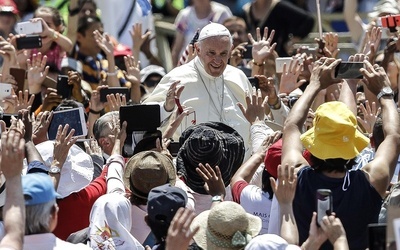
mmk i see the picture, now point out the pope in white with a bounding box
[145,23,253,155]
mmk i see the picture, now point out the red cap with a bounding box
[0,0,18,15]
[264,138,282,179]
[114,43,132,57]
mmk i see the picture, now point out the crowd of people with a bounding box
[0,0,398,249]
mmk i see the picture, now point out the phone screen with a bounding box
[10,68,26,91]
[48,108,87,140]
[335,62,363,79]
[168,142,180,157]
[100,87,129,103]
[119,105,161,134]
[57,75,72,99]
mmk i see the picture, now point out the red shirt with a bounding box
[53,167,108,240]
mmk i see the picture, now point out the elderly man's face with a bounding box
[196,36,232,77]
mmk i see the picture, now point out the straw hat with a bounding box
[190,201,261,250]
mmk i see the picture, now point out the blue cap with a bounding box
[22,174,61,206]
[147,184,187,225]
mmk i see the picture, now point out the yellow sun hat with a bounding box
[300,101,369,160]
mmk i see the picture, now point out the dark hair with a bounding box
[34,6,64,30]
[261,169,274,200]
[147,218,169,247]
[77,15,101,35]
[309,155,356,173]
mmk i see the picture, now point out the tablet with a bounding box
[119,104,160,133]
[48,107,87,140]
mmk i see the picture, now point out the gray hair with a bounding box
[197,35,233,48]
[93,111,119,140]
[25,200,56,235]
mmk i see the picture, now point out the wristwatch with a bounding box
[377,86,394,100]
[48,166,61,175]
[211,195,223,203]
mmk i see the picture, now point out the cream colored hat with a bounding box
[190,201,262,250]
[198,23,232,42]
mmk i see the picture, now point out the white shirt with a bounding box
[94,0,157,67]
[144,57,253,159]
[23,233,91,250]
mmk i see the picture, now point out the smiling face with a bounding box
[195,35,232,77]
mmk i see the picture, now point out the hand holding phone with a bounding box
[316,189,332,226]
[99,87,129,103]
[57,75,72,99]
[17,21,43,35]
[0,83,13,100]
[334,62,363,79]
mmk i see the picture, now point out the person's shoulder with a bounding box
[56,237,91,249]
[211,1,232,12]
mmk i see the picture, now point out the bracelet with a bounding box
[268,97,281,110]
[52,31,59,41]
[89,108,103,114]
[107,71,118,76]
[68,5,81,16]
[252,59,265,67]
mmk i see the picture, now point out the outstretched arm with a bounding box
[361,60,400,197]
[282,58,342,168]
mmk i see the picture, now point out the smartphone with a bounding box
[47,107,88,140]
[334,62,363,79]
[248,77,259,89]
[316,189,332,226]
[119,104,161,134]
[1,114,13,128]
[57,75,72,99]
[168,142,180,157]
[368,223,386,250]
[16,21,43,35]
[0,83,13,100]
[275,57,303,73]
[16,35,42,50]
[242,45,253,59]
[9,68,26,91]
[99,87,129,103]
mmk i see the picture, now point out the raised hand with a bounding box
[229,42,247,67]
[196,163,226,198]
[26,53,49,94]
[41,88,62,112]
[310,57,342,89]
[89,86,106,113]
[164,81,184,112]
[270,164,297,206]
[279,58,307,94]
[130,23,151,54]
[1,129,25,179]
[323,32,340,58]
[14,90,34,113]
[106,93,127,112]
[19,108,32,142]
[249,27,277,64]
[362,26,382,64]
[84,138,103,158]
[93,30,114,57]
[53,124,77,167]
[32,111,53,144]
[360,60,391,96]
[166,208,199,250]
[357,100,380,134]
[237,87,267,124]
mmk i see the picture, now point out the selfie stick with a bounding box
[316,0,323,39]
